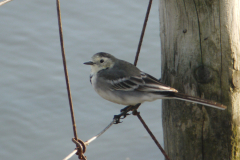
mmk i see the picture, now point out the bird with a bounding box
[84,52,226,110]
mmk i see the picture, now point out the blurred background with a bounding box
[0,1,164,159]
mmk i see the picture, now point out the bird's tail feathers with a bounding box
[169,92,226,110]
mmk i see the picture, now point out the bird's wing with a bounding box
[106,72,178,92]
[106,76,142,91]
[137,72,178,92]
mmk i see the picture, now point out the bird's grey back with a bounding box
[97,59,141,80]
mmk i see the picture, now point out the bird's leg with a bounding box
[120,105,134,113]
[113,104,141,124]
[131,103,141,115]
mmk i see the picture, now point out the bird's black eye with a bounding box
[100,59,104,63]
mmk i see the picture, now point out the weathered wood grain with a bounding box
[159,0,240,159]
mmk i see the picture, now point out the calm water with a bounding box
[0,1,164,159]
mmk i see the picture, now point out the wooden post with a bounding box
[159,0,240,159]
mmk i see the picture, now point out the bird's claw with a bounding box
[113,115,122,124]
[113,112,130,124]
[113,104,141,124]
[121,113,130,119]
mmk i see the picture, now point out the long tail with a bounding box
[169,92,227,110]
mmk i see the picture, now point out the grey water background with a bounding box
[0,1,164,159]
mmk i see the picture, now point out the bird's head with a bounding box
[84,52,116,73]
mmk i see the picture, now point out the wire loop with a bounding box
[72,138,87,160]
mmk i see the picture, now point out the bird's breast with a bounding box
[90,74,97,88]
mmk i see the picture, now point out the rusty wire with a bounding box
[63,119,115,160]
[56,0,87,159]
[132,0,170,160]
[56,0,78,140]
[136,113,170,160]
[134,0,152,66]
[57,0,117,159]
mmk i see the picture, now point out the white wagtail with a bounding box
[84,52,226,110]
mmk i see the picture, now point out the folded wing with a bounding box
[107,72,178,92]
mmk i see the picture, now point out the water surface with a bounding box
[0,1,164,159]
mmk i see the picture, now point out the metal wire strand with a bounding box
[63,149,77,160]
[132,0,171,159]
[56,0,86,159]
[134,0,152,66]
[85,119,115,145]
[63,119,115,160]
[136,113,170,160]
[0,0,12,6]
[56,0,78,141]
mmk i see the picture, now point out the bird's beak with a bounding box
[84,61,95,65]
